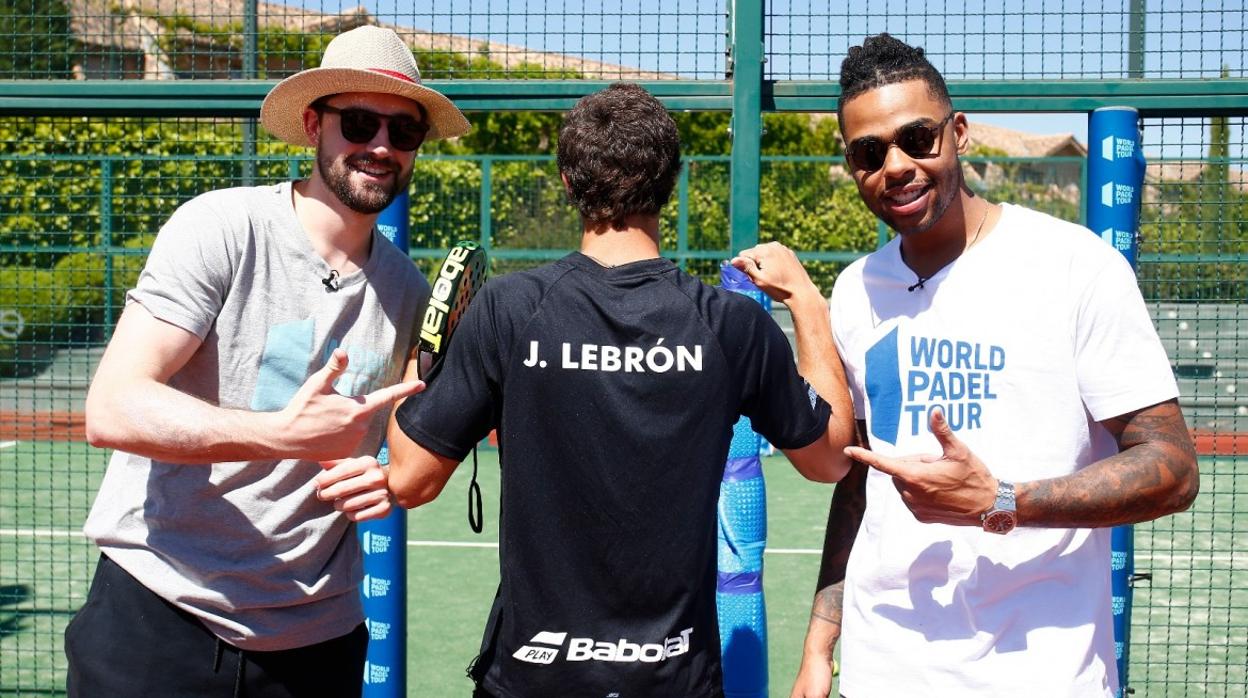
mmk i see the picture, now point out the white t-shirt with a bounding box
[830,204,1177,696]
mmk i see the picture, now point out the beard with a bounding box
[874,164,961,238]
[316,147,413,214]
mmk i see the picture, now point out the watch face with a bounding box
[983,510,1017,534]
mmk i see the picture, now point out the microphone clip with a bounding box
[322,269,340,291]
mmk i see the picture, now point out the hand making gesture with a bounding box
[844,407,999,525]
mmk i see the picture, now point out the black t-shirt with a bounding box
[396,252,829,698]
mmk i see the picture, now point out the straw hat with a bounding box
[261,25,470,146]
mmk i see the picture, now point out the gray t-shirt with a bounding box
[83,182,428,651]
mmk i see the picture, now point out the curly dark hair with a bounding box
[557,83,682,228]
[838,33,951,117]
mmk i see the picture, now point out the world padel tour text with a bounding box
[904,336,1004,435]
[521,340,703,373]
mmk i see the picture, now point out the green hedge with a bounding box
[0,267,74,377]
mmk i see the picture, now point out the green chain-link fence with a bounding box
[2,1,1245,695]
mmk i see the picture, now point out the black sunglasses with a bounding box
[845,112,955,173]
[316,104,430,152]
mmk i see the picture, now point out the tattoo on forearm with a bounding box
[804,420,868,652]
[811,580,844,626]
[815,457,868,589]
[1023,400,1198,527]
[809,581,844,659]
[811,610,841,625]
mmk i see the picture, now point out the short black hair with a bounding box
[838,33,951,117]
[557,82,682,228]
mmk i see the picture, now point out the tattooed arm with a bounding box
[790,421,869,698]
[1016,398,1199,527]
[845,399,1199,528]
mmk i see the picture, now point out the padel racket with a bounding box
[418,240,489,376]
[417,240,489,532]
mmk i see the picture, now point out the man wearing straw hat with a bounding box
[66,26,468,697]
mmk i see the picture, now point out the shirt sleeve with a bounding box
[735,301,832,450]
[1075,249,1178,422]
[127,194,236,339]
[394,282,503,461]
[829,277,867,421]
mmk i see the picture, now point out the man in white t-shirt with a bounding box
[733,33,1199,697]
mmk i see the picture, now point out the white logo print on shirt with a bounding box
[521,339,703,373]
[512,628,694,665]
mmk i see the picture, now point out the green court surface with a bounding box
[2,440,1245,696]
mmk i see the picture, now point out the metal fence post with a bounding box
[728,0,764,255]
[479,157,492,252]
[241,0,258,186]
[100,158,115,332]
[677,162,690,269]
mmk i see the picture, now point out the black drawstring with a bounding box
[212,637,223,673]
[233,649,245,698]
[212,636,244,697]
[468,446,483,534]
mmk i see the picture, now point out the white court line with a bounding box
[0,441,17,449]
[404,542,823,554]
[407,539,498,549]
[0,534,824,554]
[413,544,821,554]
[0,528,85,539]
[412,543,824,554]
[1,529,1243,567]
[768,547,821,555]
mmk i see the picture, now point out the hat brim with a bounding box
[260,67,471,146]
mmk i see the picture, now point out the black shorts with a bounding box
[64,554,368,698]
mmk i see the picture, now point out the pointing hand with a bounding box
[843,407,997,525]
[276,348,424,461]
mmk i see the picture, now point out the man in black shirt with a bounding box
[384,83,855,697]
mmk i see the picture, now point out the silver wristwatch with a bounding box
[981,481,1017,534]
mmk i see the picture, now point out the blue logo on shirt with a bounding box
[251,319,388,411]
[865,327,903,444]
[864,328,1006,444]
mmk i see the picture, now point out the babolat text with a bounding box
[420,245,474,353]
